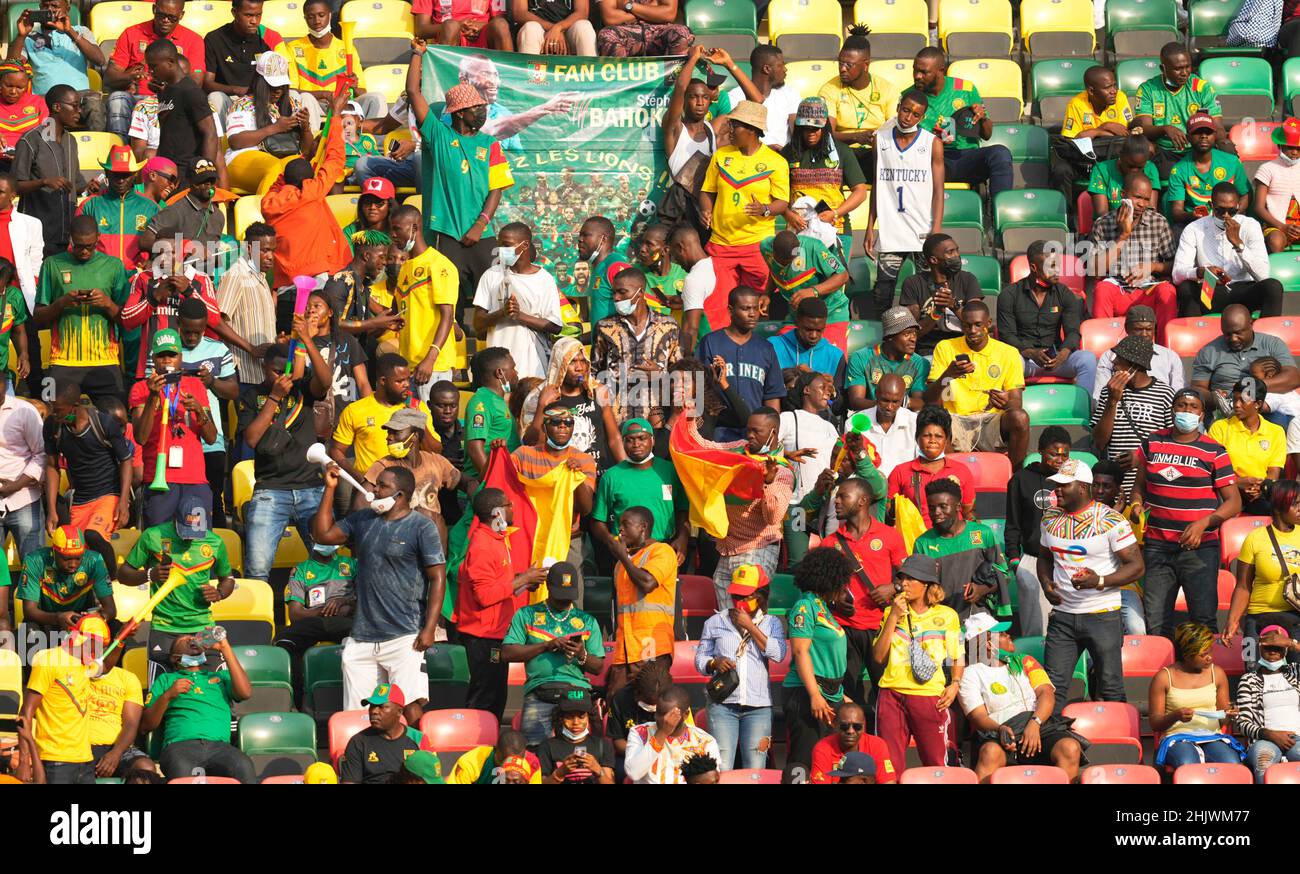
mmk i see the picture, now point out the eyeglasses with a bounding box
[837,722,864,731]
[1212,205,1236,217]
[548,418,575,427]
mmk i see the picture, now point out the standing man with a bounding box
[522,338,620,473]
[760,229,850,340]
[470,221,563,381]
[0,173,44,329]
[818,26,900,176]
[731,45,799,149]
[867,89,943,318]
[669,224,716,353]
[1037,460,1144,710]
[1133,42,1225,178]
[1088,173,1178,341]
[591,418,688,567]
[177,296,237,528]
[661,46,721,241]
[217,221,278,407]
[12,84,80,256]
[1005,427,1073,638]
[696,287,785,442]
[201,0,284,119]
[43,380,133,539]
[913,479,1011,622]
[390,205,461,400]
[1173,182,1283,318]
[911,47,1012,197]
[699,101,789,301]
[312,463,446,711]
[590,268,682,427]
[8,0,105,132]
[461,347,518,483]
[846,306,930,412]
[330,352,436,487]
[578,215,632,326]
[998,239,1097,396]
[407,41,514,309]
[0,376,46,557]
[20,615,105,784]
[77,146,158,268]
[104,0,205,139]
[605,506,678,695]
[145,39,217,189]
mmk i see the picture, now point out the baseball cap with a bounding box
[727,563,770,596]
[1261,624,1291,639]
[557,687,592,713]
[254,50,291,87]
[100,144,144,175]
[881,305,920,337]
[342,100,364,118]
[303,762,338,784]
[828,751,877,779]
[499,753,539,781]
[362,176,396,201]
[1186,111,1216,133]
[382,407,427,433]
[174,493,211,539]
[621,417,653,437]
[1047,458,1093,485]
[403,750,446,784]
[897,554,941,585]
[190,158,218,184]
[51,525,85,557]
[69,614,110,647]
[444,83,487,114]
[362,683,405,708]
[547,561,581,601]
[151,327,181,356]
[964,611,1012,640]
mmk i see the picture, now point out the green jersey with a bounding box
[285,553,355,606]
[644,262,687,316]
[846,344,932,397]
[17,549,111,614]
[1087,159,1162,209]
[759,235,850,323]
[781,593,847,701]
[126,522,233,633]
[418,114,513,240]
[35,252,130,368]
[462,387,518,480]
[592,458,684,541]
[0,285,27,374]
[921,76,985,151]
[503,603,604,694]
[1164,148,1250,213]
[147,670,235,745]
[1135,75,1222,153]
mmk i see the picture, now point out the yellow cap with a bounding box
[303,762,338,784]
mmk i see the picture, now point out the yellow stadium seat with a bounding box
[768,0,843,61]
[458,389,471,421]
[1020,0,1096,57]
[262,0,309,38]
[89,2,151,43]
[363,64,408,104]
[184,1,232,38]
[948,58,1024,122]
[869,59,915,98]
[341,0,414,64]
[403,194,421,211]
[0,649,20,720]
[122,646,149,690]
[852,0,929,59]
[233,194,265,240]
[211,578,275,644]
[213,527,243,575]
[88,67,102,93]
[326,192,360,228]
[11,598,22,628]
[109,528,140,567]
[273,527,309,569]
[783,59,837,101]
[938,0,1013,58]
[75,132,123,173]
[232,460,256,522]
[383,128,410,152]
[6,535,18,571]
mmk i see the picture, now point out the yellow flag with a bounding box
[893,495,928,553]
[518,462,587,604]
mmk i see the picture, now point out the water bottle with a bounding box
[196,626,227,648]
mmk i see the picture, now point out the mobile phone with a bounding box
[28,9,53,26]
[388,139,400,156]
[164,370,183,384]
[955,353,970,364]
[573,745,587,758]
[813,199,832,214]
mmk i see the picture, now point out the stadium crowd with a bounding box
[5,0,1300,788]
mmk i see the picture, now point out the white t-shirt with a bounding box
[682,257,716,313]
[222,94,305,164]
[727,84,801,148]
[865,405,917,480]
[470,263,564,380]
[959,660,1046,725]
[1287,415,1300,455]
[1256,159,1300,226]
[128,97,160,150]
[779,409,839,504]
[1262,671,1300,733]
[1038,501,1137,614]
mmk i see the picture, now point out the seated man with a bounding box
[414,0,512,49]
[1095,307,1184,398]
[595,0,693,57]
[924,301,1030,468]
[339,683,436,784]
[1164,112,1251,226]
[1191,303,1300,403]
[809,701,896,784]
[912,47,1012,197]
[767,297,845,384]
[274,542,355,707]
[141,632,256,783]
[1052,65,1134,202]
[1254,119,1300,254]
[16,526,116,643]
[1208,376,1286,515]
[1089,134,1161,217]
[19,615,106,784]
[998,240,1097,396]
[959,614,1087,783]
[1133,41,1227,178]
[1173,182,1282,318]
[899,233,983,357]
[846,306,929,412]
[87,640,154,780]
[451,728,544,784]
[1088,172,1178,341]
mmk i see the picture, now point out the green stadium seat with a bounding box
[303,644,343,721]
[846,320,883,354]
[685,0,758,56]
[1116,57,1161,95]
[231,645,294,718]
[1012,636,1090,698]
[754,321,788,342]
[993,189,1069,254]
[1030,59,1099,129]
[425,643,471,709]
[960,254,1002,297]
[847,255,876,298]
[1190,0,1259,54]
[983,518,1007,554]
[1106,0,1180,58]
[940,188,986,255]
[853,0,930,60]
[1270,251,1300,292]
[986,123,1052,187]
[768,0,843,61]
[1285,57,1300,117]
[770,572,800,616]
[897,257,917,286]
[1198,57,1277,125]
[584,574,615,635]
[1022,383,1091,425]
[238,712,318,779]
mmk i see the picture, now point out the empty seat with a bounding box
[419,708,498,758]
[1116,57,1161,95]
[238,711,317,778]
[232,195,265,240]
[961,254,1002,296]
[1198,57,1276,126]
[1172,762,1253,784]
[1062,701,1143,763]
[1252,317,1300,356]
[1020,0,1096,58]
[88,1,142,42]
[184,1,232,36]
[686,0,758,56]
[211,578,275,645]
[990,764,1070,783]
[937,0,1014,58]
[1080,318,1128,358]
[1164,315,1222,357]
[899,765,980,784]
[993,189,1069,255]
[679,574,717,639]
[768,0,844,61]
[1263,761,1300,783]
[1107,0,1180,58]
[261,0,310,37]
[362,64,409,104]
[1219,516,1270,568]
[718,768,783,784]
[1081,763,1162,783]
[985,123,1052,187]
[231,645,294,717]
[304,644,344,719]
[1286,57,1300,116]
[948,59,1024,123]
[340,0,415,65]
[940,188,987,254]
[425,643,471,709]
[846,320,884,355]
[1121,634,1176,723]
[853,0,929,59]
[1031,59,1099,129]
[868,59,916,97]
[1022,383,1090,425]
[1229,120,1282,162]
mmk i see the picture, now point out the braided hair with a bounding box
[843,23,872,54]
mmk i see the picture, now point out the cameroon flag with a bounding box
[669,417,767,540]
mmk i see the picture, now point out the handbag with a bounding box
[906,612,939,684]
[706,632,748,704]
[262,129,302,159]
[1266,525,1300,612]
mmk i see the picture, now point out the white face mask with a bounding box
[402,236,415,253]
[489,506,508,533]
[1213,217,1227,231]
[560,726,589,742]
[370,493,398,514]
[918,446,945,461]
[308,24,332,38]
[1279,152,1300,167]
[897,120,919,134]
[614,292,640,317]
[496,245,521,268]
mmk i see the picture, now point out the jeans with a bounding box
[712,543,780,610]
[520,692,559,747]
[107,91,140,139]
[1120,588,1147,636]
[707,702,772,771]
[1043,609,1125,713]
[944,145,1014,197]
[1245,738,1300,782]
[1164,738,1241,769]
[869,251,916,319]
[1023,349,1098,396]
[1142,540,1220,639]
[43,760,95,784]
[0,499,44,557]
[243,486,323,581]
[355,151,422,188]
[159,739,257,783]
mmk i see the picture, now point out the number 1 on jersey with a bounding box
[896,186,906,214]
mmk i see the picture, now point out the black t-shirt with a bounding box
[521,0,575,22]
[536,734,614,783]
[204,23,274,89]
[155,76,212,183]
[339,726,423,784]
[236,377,322,490]
[606,686,655,743]
[305,332,368,412]
[564,388,612,473]
[43,409,134,503]
[898,270,984,356]
[435,419,465,524]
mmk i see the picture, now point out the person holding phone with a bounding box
[999,239,1097,397]
[1172,182,1283,318]
[537,689,615,784]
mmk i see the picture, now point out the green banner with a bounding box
[421,47,677,296]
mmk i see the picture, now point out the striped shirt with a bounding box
[1091,379,1174,495]
[711,435,795,555]
[1137,429,1236,543]
[1040,502,1137,614]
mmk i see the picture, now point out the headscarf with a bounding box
[545,336,595,391]
[0,60,32,96]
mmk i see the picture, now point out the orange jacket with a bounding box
[261,122,351,286]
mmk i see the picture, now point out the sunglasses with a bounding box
[548,418,575,427]
[838,722,864,731]
[1212,205,1236,217]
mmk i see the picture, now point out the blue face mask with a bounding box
[547,437,572,450]
[1260,657,1287,671]
[614,293,639,317]
[496,245,521,268]
[179,653,206,668]
[314,543,339,557]
[1174,411,1202,433]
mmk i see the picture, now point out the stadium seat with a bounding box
[231,460,255,522]
[1122,634,1175,723]
[238,711,317,778]
[75,132,125,188]
[940,188,986,255]
[326,193,360,230]
[305,644,344,719]
[954,452,1012,517]
[853,0,929,59]
[679,574,716,640]
[1076,190,1094,236]
[1253,317,1300,356]
[1023,450,1100,467]
[261,0,310,38]
[0,648,20,722]
[1212,637,1246,679]
[718,768,783,784]
[1020,0,1095,58]
[273,527,310,569]
[213,527,244,576]
[768,0,843,61]
[947,59,1023,123]
[87,2,137,43]
[122,646,149,691]
[1189,0,1252,53]
[1080,318,1128,358]
[583,573,614,635]
[211,578,276,645]
[1164,316,1222,357]
[685,0,758,56]
[424,643,470,709]
[1173,762,1253,784]
[1030,59,1099,129]
[184,1,233,37]
[783,60,838,101]
[340,0,415,64]
[1198,57,1276,126]
[170,775,242,783]
[993,189,1069,255]
[1116,57,1161,95]
[1271,252,1300,296]
[1230,120,1282,162]
[937,0,1013,58]
[1220,516,1269,568]
[990,764,1070,784]
[961,254,1002,297]
[1081,763,1162,783]
[985,123,1052,187]
[232,645,294,717]
[232,195,265,240]
[1107,0,1180,59]
[1264,761,1300,783]
[1022,383,1090,425]
[1286,57,1300,116]
[899,765,980,784]
[327,709,370,767]
[846,320,884,355]
[769,572,799,615]
[418,708,499,751]
[109,527,140,567]
[261,774,306,783]
[868,59,915,97]
[1062,701,1143,763]
[362,64,408,104]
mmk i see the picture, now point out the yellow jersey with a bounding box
[394,246,465,373]
[1208,416,1287,480]
[333,394,435,474]
[930,336,1026,417]
[27,646,93,763]
[875,603,962,696]
[817,74,901,134]
[1061,91,1134,138]
[701,144,790,247]
[86,666,143,747]
[279,35,359,93]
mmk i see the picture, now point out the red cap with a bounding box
[1186,111,1216,133]
[361,683,405,708]
[1273,118,1300,149]
[362,177,395,201]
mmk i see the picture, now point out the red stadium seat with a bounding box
[1211,638,1246,677]
[951,453,1013,491]
[1121,635,1176,676]
[588,641,617,689]
[508,660,527,686]
[261,775,305,784]
[718,768,782,784]
[1174,570,1235,612]
[1008,253,1086,296]
[1172,762,1252,784]
[1080,318,1128,359]
[900,766,980,784]
[328,709,371,768]
[1080,764,1162,784]
[679,574,717,639]
[1264,761,1300,784]
[1230,120,1281,161]
[418,709,500,752]
[769,646,792,683]
[1253,317,1300,357]
[1076,190,1094,237]
[1165,316,1222,358]
[671,640,705,684]
[1220,516,1270,568]
[1062,701,1141,739]
[169,776,242,784]
[990,765,1070,784]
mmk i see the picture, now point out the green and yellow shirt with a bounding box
[462,387,518,480]
[1087,158,1162,209]
[502,603,604,694]
[147,669,235,745]
[17,549,111,614]
[1135,75,1222,153]
[0,285,27,375]
[759,235,849,323]
[921,76,985,151]
[781,593,847,701]
[35,252,131,368]
[126,522,233,633]
[1164,148,1250,213]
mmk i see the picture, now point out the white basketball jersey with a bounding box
[874,118,936,254]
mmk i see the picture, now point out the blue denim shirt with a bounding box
[694,611,788,707]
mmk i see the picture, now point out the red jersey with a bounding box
[886,457,975,526]
[825,518,907,631]
[809,732,897,784]
[127,375,211,485]
[0,93,46,150]
[112,21,207,96]
[455,523,531,639]
[120,271,221,379]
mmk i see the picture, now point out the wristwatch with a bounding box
[761,204,772,217]
[1030,715,1043,726]
[624,1,633,9]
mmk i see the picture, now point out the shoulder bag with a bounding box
[1266,525,1300,612]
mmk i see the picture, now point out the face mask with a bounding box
[308,24,331,37]
[500,380,512,395]
[1280,152,1300,167]
[496,245,520,268]
[614,293,639,317]
[489,506,508,533]
[402,236,415,253]
[313,543,339,557]
[636,700,656,714]
[897,120,919,134]
[1213,217,1227,231]
[547,436,573,450]
[629,449,654,465]
[918,446,945,461]
[587,239,605,263]
[560,726,589,742]
[370,493,399,514]
[941,256,963,275]
[1174,411,1201,433]
[178,653,205,668]
[1260,657,1287,671]
[386,438,412,459]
